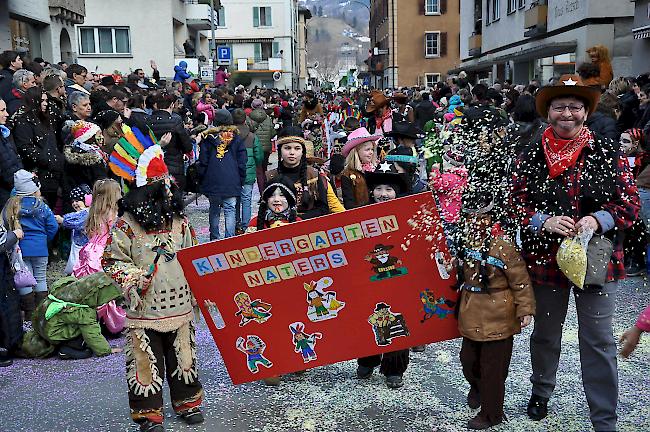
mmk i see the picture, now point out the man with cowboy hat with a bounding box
[511,74,639,431]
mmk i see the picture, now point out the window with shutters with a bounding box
[79,27,130,55]
[254,42,273,61]
[425,32,440,57]
[253,7,272,27]
[507,0,517,14]
[425,73,441,87]
[518,0,525,9]
[425,0,440,14]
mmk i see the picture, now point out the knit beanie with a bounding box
[14,169,40,196]
[70,120,101,143]
[93,109,121,130]
[69,184,93,205]
[214,109,233,126]
[232,108,247,126]
[252,98,264,109]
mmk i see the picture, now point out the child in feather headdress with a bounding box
[103,125,204,432]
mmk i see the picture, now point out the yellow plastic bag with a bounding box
[556,229,593,289]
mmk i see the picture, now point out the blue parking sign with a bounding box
[217,46,231,65]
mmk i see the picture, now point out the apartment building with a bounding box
[455,0,635,84]
[368,0,460,88]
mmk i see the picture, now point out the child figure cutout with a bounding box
[236,335,273,374]
[289,322,322,363]
[304,276,345,322]
[419,289,456,322]
[233,292,272,326]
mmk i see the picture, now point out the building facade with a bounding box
[208,0,301,89]
[75,0,213,79]
[632,0,650,75]
[0,0,85,64]
[369,0,460,88]
[455,0,635,84]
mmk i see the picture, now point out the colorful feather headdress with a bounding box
[109,125,169,187]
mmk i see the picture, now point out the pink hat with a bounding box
[342,127,381,157]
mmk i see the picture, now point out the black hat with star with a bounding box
[365,160,409,197]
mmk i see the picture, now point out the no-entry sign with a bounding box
[177,193,459,384]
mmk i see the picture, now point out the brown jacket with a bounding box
[458,236,536,342]
[340,168,369,209]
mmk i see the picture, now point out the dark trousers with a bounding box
[127,324,203,425]
[358,349,409,377]
[460,336,513,423]
[256,151,271,191]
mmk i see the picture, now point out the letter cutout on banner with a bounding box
[177,193,460,385]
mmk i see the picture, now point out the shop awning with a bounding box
[214,38,274,44]
[491,41,577,62]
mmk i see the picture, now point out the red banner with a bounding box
[177,192,459,384]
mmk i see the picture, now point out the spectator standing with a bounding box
[0,50,23,101]
[232,109,263,233]
[0,97,23,208]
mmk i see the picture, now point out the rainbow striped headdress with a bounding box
[109,125,170,187]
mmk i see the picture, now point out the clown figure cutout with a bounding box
[289,322,322,363]
[304,277,345,322]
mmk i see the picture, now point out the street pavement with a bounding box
[1,195,649,432]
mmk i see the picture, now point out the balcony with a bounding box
[185,1,218,31]
[48,0,85,24]
[468,34,482,57]
[524,3,548,37]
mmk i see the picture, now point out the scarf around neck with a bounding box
[542,125,593,178]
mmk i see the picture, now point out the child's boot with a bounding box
[19,292,35,321]
[34,291,48,308]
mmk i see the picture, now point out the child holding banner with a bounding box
[356,161,412,389]
[247,175,300,385]
[265,126,330,220]
[103,126,204,432]
[457,194,535,430]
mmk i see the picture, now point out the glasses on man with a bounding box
[550,104,585,113]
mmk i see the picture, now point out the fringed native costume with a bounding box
[102,125,203,428]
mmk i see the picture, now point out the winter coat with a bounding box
[586,111,619,141]
[506,119,546,159]
[458,235,536,342]
[196,100,215,124]
[215,69,229,86]
[0,68,14,101]
[249,108,275,153]
[45,94,70,152]
[414,100,437,130]
[173,61,191,82]
[0,226,22,351]
[430,167,468,223]
[636,304,650,332]
[21,273,121,358]
[0,126,23,208]
[64,83,90,98]
[62,209,89,247]
[341,168,369,209]
[237,124,264,185]
[617,91,639,133]
[124,108,150,134]
[14,197,59,257]
[266,165,330,219]
[6,88,25,115]
[198,126,247,198]
[12,111,64,196]
[63,143,108,198]
[147,110,193,181]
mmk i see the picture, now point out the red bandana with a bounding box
[542,125,593,178]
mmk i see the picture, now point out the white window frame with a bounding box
[425,0,440,15]
[78,26,131,56]
[425,73,441,88]
[492,0,500,21]
[507,0,517,14]
[424,31,441,58]
[518,0,526,9]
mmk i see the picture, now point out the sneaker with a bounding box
[178,407,204,425]
[410,345,426,353]
[356,365,374,379]
[58,345,93,360]
[385,375,404,389]
[626,262,644,277]
[139,421,164,432]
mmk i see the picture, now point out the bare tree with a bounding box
[311,43,341,84]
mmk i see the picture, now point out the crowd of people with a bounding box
[0,45,649,432]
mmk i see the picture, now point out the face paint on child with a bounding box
[268,188,289,212]
[372,185,397,202]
